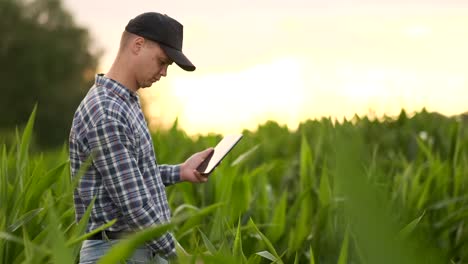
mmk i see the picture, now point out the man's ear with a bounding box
[131,37,145,55]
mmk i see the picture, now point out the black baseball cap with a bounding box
[125,12,195,71]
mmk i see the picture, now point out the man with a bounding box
[69,12,213,263]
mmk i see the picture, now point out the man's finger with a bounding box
[201,147,214,158]
[200,174,209,182]
[194,170,209,182]
[193,170,204,181]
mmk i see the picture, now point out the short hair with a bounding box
[118,31,134,52]
[118,31,159,52]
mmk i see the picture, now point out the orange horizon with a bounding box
[66,2,468,135]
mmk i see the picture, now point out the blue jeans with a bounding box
[79,240,169,264]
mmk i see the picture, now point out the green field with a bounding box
[1,108,467,263]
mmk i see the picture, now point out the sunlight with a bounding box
[168,57,306,134]
[135,8,468,135]
[405,24,432,38]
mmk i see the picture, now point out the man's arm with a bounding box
[87,118,175,257]
[158,165,181,186]
[159,148,215,185]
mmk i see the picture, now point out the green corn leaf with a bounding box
[70,196,97,239]
[231,144,259,166]
[8,208,43,232]
[22,227,33,263]
[0,232,25,246]
[337,229,349,264]
[256,251,276,262]
[198,228,217,254]
[98,206,213,264]
[398,211,426,239]
[46,193,74,264]
[300,133,314,191]
[97,223,174,264]
[266,191,287,243]
[66,219,117,247]
[249,218,283,264]
[178,202,223,236]
[310,246,316,264]
[294,252,299,264]
[416,173,434,210]
[17,104,37,176]
[26,161,68,207]
[233,218,247,262]
[319,169,332,207]
[246,254,262,264]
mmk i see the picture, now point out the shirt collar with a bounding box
[95,74,138,101]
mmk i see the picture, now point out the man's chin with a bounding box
[141,82,156,89]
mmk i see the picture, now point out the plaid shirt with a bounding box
[69,74,180,257]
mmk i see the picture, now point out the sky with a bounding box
[63,0,468,135]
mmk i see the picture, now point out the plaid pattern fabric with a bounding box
[69,74,180,257]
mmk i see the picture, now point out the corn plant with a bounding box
[1,107,467,263]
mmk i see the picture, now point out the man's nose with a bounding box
[160,65,168,77]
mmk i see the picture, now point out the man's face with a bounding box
[135,39,173,89]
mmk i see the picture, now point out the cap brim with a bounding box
[159,44,196,72]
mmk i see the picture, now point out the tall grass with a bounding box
[1,108,467,263]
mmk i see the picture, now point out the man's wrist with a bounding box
[179,163,187,182]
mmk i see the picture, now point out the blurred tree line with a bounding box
[0,0,99,147]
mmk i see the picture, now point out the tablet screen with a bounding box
[197,134,243,174]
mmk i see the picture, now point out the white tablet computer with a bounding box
[196,134,243,175]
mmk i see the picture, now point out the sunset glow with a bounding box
[64,1,468,135]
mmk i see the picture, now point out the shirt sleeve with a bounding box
[87,117,176,257]
[158,164,181,186]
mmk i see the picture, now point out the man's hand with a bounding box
[180,148,214,183]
